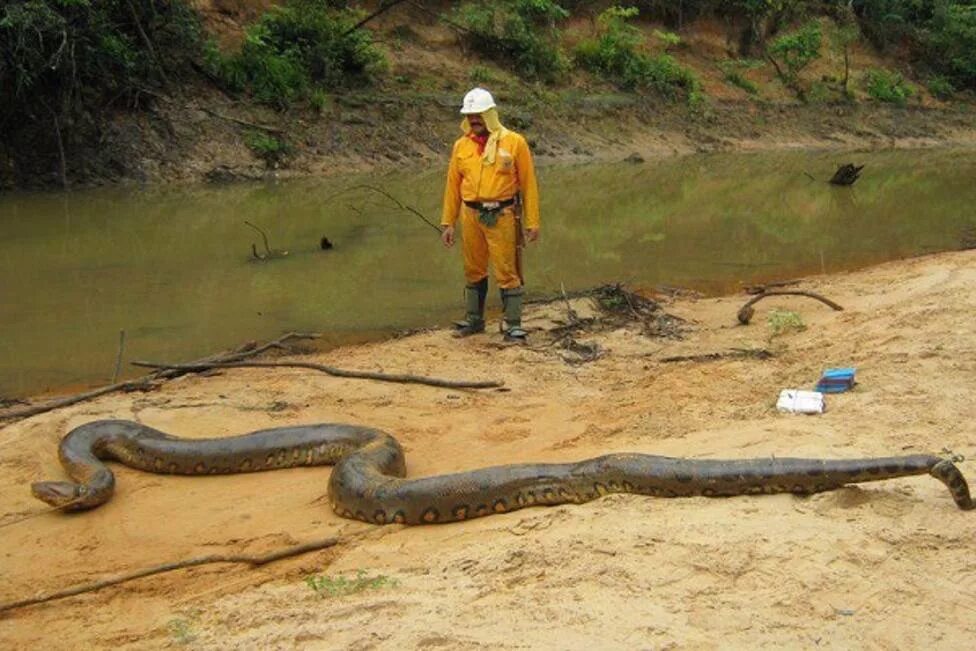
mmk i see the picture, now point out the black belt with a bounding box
[464,198,515,212]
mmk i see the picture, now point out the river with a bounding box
[1,147,974,397]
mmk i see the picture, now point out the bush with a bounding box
[209,0,386,109]
[451,0,569,82]
[863,67,915,105]
[921,4,976,91]
[719,60,760,94]
[575,7,702,102]
[926,75,955,100]
[767,20,822,89]
[244,131,292,167]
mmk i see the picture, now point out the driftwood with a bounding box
[737,291,844,325]
[0,333,319,423]
[0,537,340,614]
[829,163,864,186]
[131,360,504,390]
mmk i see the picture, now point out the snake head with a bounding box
[31,481,88,509]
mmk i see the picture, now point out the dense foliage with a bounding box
[206,0,386,109]
[451,0,569,82]
[0,0,202,141]
[574,7,701,102]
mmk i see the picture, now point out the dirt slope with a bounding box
[1,250,974,649]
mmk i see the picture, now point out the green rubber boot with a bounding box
[500,286,526,342]
[453,278,487,337]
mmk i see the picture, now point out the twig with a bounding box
[0,537,340,614]
[559,282,578,324]
[0,333,319,423]
[736,290,844,325]
[131,360,504,390]
[111,330,126,384]
[325,184,441,233]
[125,0,169,87]
[342,0,409,36]
[244,220,273,256]
[661,348,773,363]
[199,107,284,134]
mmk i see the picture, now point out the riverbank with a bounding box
[5,0,976,191]
[1,249,974,648]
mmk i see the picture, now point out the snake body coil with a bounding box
[32,420,973,524]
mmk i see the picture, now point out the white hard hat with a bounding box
[460,87,496,114]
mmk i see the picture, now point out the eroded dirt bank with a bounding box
[1,250,975,649]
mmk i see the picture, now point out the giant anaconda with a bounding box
[32,420,973,524]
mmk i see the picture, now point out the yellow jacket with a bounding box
[441,130,540,230]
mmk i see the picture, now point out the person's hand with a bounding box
[441,225,455,248]
[525,228,540,243]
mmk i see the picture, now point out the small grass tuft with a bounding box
[305,569,399,598]
[767,309,807,337]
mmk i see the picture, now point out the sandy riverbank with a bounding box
[1,250,974,649]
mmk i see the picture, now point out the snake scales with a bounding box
[32,420,973,524]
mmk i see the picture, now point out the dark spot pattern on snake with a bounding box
[28,420,975,525]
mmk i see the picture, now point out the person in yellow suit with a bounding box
[441,87,540,341]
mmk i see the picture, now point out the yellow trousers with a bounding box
[461,206,521,289]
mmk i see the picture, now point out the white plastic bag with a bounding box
[776,389,825,414]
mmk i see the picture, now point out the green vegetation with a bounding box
[206,0,385,109]
[766,20,823,98]
[166,618,197,645]
[574,7,701,103]
[719,60,762,94]
[244,131,292,167]
[0,0,203,179]
[767,309,807,337]
[5,0,976,187]
[863,67,916,105]
[451,0,569,82]
[305,570,399,598]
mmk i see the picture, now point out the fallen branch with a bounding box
[736,291,844,325]
[0,333,319,423]
[0,537,340,614]
[131,360,504,390]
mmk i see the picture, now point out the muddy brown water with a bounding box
[1,148,974,397]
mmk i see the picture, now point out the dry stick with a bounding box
[131,360,504,390]
[342,0,409,36]
[111,329,126,384]
[661,348,774,363]
[736,290,844,325]
[0,333,319,423]
[325,184,441,234]
[0,537,340,614]
[198,107,284,134]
